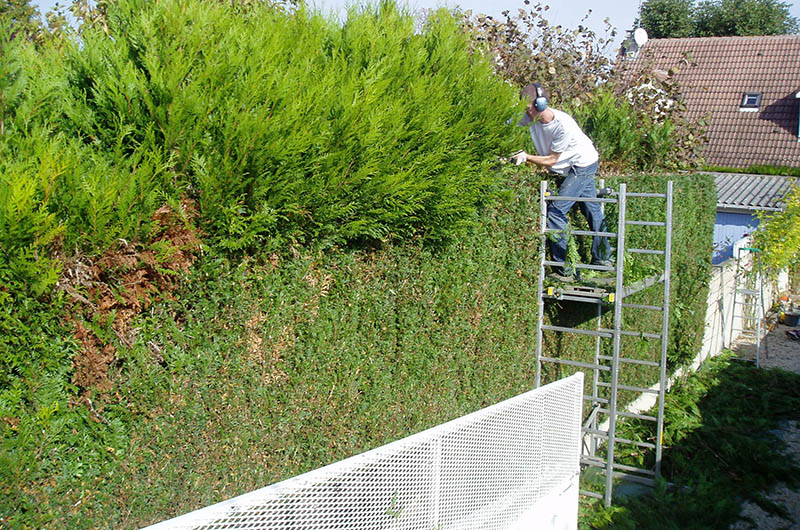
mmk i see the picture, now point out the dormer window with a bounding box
[740,92,761,112]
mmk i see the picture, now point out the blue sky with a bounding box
[31,0,800,52]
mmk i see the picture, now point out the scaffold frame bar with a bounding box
[536,181,672,507]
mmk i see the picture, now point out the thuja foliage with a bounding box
[0,15,166,299]
[606,173,715,369]
[0,22,65,298]
[1,0,522,301]
[539,172,715,406]
[2,166,542,528]
[0,2,531,525]
[0,1,720,526]
[565,87,689,172]
[59,0,520,251]
[5,167,716,527]
[1,169,717,528]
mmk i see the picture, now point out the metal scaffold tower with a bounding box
[534,180,674,507]
[729,246,767,367]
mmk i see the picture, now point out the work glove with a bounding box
[510,151,527,166]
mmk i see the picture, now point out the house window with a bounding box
[740,92,761,112]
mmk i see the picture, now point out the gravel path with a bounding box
[729,316,800,530]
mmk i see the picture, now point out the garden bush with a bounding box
[57,0,521,251]
[2,166,545,528]
[1,0,524,300]
[1,1,529,526]
[1,164,717,528]
[566,87,679,171]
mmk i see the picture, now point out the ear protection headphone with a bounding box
[532,83,548,112]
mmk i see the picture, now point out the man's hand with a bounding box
[510,151,527,166]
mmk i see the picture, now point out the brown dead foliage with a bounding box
[301,262,333,318]
[242,310,291,386]
[60,199,202,394]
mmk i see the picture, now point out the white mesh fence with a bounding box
[144,373,583,530]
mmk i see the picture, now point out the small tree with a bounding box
[459,2,616,104]
[640,0,695,38]
[754,185,800,272]
[695,0,799,36]
[0,0,42,41]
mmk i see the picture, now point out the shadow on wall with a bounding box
[712,213,759,265]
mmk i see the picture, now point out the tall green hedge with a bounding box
[0,0,719,525]
[1,167,715,527]
[1,168,544,527]
[1,168,716,528]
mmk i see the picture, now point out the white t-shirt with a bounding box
[518,108,599,176]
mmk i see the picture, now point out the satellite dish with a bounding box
[634,27,649,47]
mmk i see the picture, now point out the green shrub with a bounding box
[57,0,520,251]
[3,0,522,300]
[567,89,640,165]
[1,166,717,528]
[754,184,800,272]
[614,173,716,368]
[3,166,544,528]
[0,291,128,529]
[567,87,683,171]
[0,1,720,526]
[0,21,61,297]
[0,19,166,299]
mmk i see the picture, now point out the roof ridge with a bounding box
[647,35,800,44]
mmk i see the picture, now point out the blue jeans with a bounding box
[546,161,610,275]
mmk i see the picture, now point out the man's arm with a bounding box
[511,151,561,168]
[525,151,560,168]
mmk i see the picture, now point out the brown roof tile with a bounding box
[625,35,800,169]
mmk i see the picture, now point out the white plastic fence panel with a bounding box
[144,373,583,530]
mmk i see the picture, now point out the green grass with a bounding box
[580,353,800,529]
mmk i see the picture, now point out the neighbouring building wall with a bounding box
[701,236,790,364]
[713,211,759,264]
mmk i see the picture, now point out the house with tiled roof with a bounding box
[626,35,800,170]
[623,35,800,264]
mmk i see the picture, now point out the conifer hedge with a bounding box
[540,172,716,410]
